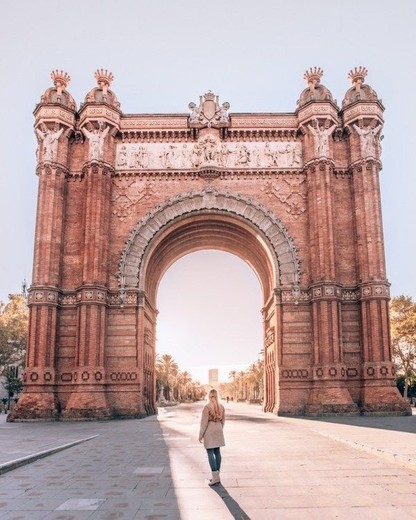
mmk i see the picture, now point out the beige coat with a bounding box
[199,404,225,449]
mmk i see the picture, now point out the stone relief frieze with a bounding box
[262,174,307,219]
[115,138,302,171]
[111,178,155,222]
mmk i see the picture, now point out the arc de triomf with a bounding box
[10,66,410,421]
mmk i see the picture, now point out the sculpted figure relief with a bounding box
[353,123,382,157]
[115,141,303,170]
[36,123,64,162]
[217,102,230,123]
[234,144,250,166]
[82,121,110,161]
[308,119,335,157]
[160,145,177,168]
[201,135,219,164]
[188,102,201,124]
[130,146,150,168]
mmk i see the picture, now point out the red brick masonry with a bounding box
[9,67,410,421]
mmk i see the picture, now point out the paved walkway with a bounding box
[0,402,416,519]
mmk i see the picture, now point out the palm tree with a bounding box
[177,370,192,401]
[246,361,263,401]
[155,354,178,401]
[228,370,237,400]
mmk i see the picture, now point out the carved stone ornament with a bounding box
[115,138,302,171]
[262,174,307,219]
[118,187,301,290]
[111,178,156,222]
[188,91,230,128]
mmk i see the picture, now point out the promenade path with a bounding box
[0,401,416,519]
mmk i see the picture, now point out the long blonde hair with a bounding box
[207,389,223,421]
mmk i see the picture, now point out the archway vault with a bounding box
[119,187,301,306]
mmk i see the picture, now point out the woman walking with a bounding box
[199,389,225,486]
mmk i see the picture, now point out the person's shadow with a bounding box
[210,483,251,519]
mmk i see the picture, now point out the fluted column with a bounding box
[350,160,409,413]
[340,66,409,414]
[305,160,357,414]
[63,162,113,419]
[61,70,121,419]
[9,71,76,422]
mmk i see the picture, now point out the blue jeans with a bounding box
[206,447,221,471]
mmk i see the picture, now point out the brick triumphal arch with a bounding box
[10,67,410,421]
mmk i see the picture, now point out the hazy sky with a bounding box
[1,1,415,383]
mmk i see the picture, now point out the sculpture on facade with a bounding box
[35,123,64,162]
[188,91,230,127]
[308,119,335,157]
[82,121,110,161]
[353,122,382,157]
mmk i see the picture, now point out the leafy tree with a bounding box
[0,294,28,373]
[390,295,416,399]
[2,365,23,407]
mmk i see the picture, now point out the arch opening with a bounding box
[156,250,263,399]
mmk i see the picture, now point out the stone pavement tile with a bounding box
[44,512,95,520]
[178,511,232,520]
[0,497,65,511]
[87,509,138,520]
[0,512,53,520]
[94,498,142,511]
[133,511,180,520]
[236,506,404,520]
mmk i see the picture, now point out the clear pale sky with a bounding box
[1,1,415,383]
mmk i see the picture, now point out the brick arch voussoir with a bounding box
[118,188,300,289]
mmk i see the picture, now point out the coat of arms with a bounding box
[188,91,230,128]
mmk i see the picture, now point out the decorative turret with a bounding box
[83,69,120,108]
[297,67,334,107]
[342,67,384,160]
[34,70,76,165]
[342,66,380,107]
[296,68,339,162]
[79,70,121,163]
[39,70,76,110]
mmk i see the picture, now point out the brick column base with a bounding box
[360,383,411,415]
[61,386,110,420]
[7,390,59,421]
[306,384,359,416]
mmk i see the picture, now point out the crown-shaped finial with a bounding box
[304,67,324,92]
[51,70,71,92]
[94,69,114,89]
[348,66,368,92]
[203,90,216,101]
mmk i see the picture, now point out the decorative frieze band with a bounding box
[51,285,385,306]
[120,116,188,129]
[342,101,384,127]
[23,367,56,385]
[363,362,394,379]
[115,139,303,171]
[59,370,139,384]
[34,105,75,126]
[279,364,361,380]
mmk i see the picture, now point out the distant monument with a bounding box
[9,67,410,421]
[208,369,219,388]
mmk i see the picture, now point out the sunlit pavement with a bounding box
[0,401,416,519]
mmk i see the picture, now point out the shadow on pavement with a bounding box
[210,483,251,520]
[292,413,416,433]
